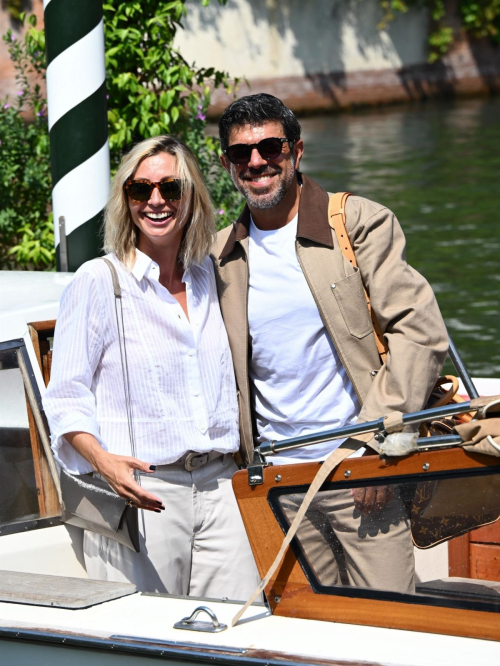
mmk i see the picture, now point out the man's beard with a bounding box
[230,157,296,210]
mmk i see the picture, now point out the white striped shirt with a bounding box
[43,251,239,474]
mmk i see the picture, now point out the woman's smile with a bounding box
[128,152,183,246]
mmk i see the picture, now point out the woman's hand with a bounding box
[65,432,165,512]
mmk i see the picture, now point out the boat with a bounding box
[1,269,499,665]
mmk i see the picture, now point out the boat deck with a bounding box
[1,581,500,666]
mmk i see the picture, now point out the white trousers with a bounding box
[84,454,260,601]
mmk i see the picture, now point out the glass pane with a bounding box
[271,469,500,610]
[0,347,40,526]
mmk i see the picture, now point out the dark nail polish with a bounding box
[149,465,157,471]
[154,509,161,513]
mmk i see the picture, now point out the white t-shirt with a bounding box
[248,214,361,465]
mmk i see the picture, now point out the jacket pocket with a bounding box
[331,268,372,339]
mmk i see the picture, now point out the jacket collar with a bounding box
[219,173,332,259]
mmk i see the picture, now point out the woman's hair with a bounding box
[104,135,215,269]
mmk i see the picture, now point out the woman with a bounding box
[43,135,259,598]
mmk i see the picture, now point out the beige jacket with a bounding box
[211,174,448,466]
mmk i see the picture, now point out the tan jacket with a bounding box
[211,174,448,466]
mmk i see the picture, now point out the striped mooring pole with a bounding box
[43,0,110,272]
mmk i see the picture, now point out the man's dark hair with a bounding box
[219,93,301,151]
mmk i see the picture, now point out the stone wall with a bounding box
[174,0,499,113]
[0,0,498,115]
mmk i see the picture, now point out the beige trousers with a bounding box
[84,454,260,601]
[281,486,415,594]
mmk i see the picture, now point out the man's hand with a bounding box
[351,485,394,516]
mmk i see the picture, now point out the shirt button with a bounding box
[331,283,336,289]
[193,391,199,397]
[188,350,194,357]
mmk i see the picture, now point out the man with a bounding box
[211,93,448,593]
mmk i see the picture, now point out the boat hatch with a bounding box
[0,570,136,609]
[233,447,500,641]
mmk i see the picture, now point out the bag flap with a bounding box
[60,469,126,533]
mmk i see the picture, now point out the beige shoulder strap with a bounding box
[232,438,363,626]
[328,193,388,364]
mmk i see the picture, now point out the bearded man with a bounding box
[211,93,448,593]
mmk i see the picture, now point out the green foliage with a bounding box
[0,16,54,270]
[101,1,231,153]
[183,92,244,230]
[428,25,455,62]
[459,0,500,41]
[379,0,500,61]
[102,0,242,227]
[3,0,24,22]
[1,2,240,270]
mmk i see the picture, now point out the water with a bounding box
[299,97,500,378]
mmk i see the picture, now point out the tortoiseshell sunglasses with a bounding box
[124,178,182,203]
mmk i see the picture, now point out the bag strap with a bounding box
[328,192,388,364]
[232,437,364,626]
[101,258,138,473]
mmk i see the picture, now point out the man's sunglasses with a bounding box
[124,178,182,203]
[224,137,291,165]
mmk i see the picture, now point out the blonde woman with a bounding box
[44,136,259,598]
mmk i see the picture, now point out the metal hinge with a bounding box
[247,449,272,486]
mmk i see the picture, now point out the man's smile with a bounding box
[240,169,281,188]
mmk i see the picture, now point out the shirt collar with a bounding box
[131,248,156,282]
[131,248,210,284]
[219,173,332,259]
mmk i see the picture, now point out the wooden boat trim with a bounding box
[232,448,500,641]
[28,320,56,333]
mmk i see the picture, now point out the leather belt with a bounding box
[182,450,224,472]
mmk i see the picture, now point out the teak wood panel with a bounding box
[28,319,57,333]
[470,543,500,581]
[472,520,500,544]
[233,448,500,641]
[25,323,59,517]
[449,533,471,578]
[448,505,500,579]
[234,447,500,502]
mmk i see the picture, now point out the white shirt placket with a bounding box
[184,277,209,437]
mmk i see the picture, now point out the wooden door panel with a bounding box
[470,519,500,544]
[470,543,500,581]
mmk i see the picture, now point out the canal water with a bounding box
[299,96,500,378]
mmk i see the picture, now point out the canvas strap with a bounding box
[328,192,388,364]
[101,258,140,484]
[232,437,364,626]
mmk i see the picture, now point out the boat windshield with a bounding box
[269,468,500,612]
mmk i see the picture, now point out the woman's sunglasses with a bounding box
[224,137,291,165]
[124,178,182,203]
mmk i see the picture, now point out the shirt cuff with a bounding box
[51,416,107,475]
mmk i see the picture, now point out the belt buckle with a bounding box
[185,452,208,472]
